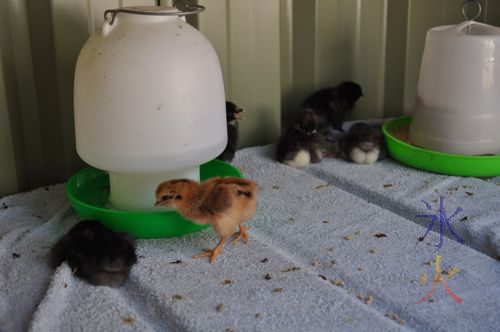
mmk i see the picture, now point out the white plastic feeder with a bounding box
[74,6,227,211]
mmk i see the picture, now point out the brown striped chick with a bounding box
[155,178,258,263]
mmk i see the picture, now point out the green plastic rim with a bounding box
[66,159,243,239]
[382,116,500,177]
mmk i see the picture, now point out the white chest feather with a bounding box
[350,147,380,164]
[284,149,310,168]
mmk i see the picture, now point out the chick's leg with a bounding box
[231,224,249,245]
[193,237,226,263]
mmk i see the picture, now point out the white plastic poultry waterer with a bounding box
[410,0,500,155]
[74,5,227,211]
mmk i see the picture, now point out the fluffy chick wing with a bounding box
[198,178,257,215]
[215,178,258,198]
[199,180,233,216]
[198,178,258,238]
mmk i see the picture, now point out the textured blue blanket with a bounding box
[1,144,499,331]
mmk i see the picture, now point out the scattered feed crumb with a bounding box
[274,287,284,293]
[12,253,20,259]
[63,283,68,288]
[312,260,319,267]
[385,312,405,325]
[281,267,300,273]
[169,260,182,264]
[418,236,424,242]
[344,317,356,325]
[255,313,261,318]
[272,185,280,190]
[374,233,387,238]
[319,275,327,281]
[354,229,362,235]
[327,246,335,251]
[441,269,450,275]
[225,329,235,332]
[122,315,135,325]
[172,294,183,301]
[343,234,353,241]
[426,260,433,266]
[383,184,393,188]
[366,295,374,305]
[216,303,224,312]
[330,260,336,266]
[460,216,469,221]
[314,184,330,190]
[264,273,272,280]
[261,258,269,263]
[388,125,411,144]
[322,220,330,224]
[357,293,365,301]
[428,298,435,303]
[465,192,474,196]
[332,279,346,287]
[432,198,438,203]
[369,248,377,254]
[358,267,363,271]
[138,255,145,259]
[222,280,232,286]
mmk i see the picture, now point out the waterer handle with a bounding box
[103,4,204,25]
[453,20,475,34]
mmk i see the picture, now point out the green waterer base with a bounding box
[382,116,500,178]
[66,159,243,239]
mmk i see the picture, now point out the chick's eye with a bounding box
[161,195,170,201]
[175,195,183,200]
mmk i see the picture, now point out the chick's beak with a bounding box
[234,109,244,120]
[154,200,163,207]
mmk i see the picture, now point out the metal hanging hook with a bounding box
[461,0,482,21]
[104,2,205,25]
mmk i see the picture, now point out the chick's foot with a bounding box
[231,225,249,245]
[192,239,225,263]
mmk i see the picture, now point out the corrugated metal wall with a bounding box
[0,0,156,196]
[194,0,499,138]
[1,0,499,196]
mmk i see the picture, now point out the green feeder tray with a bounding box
[382,116,500,177]
[66,159,242,239]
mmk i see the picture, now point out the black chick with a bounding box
[335,122,387,164]
[276,108,325,168]
[217,101,244,163]
[50,220,137,287]
[302,81,363,132]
